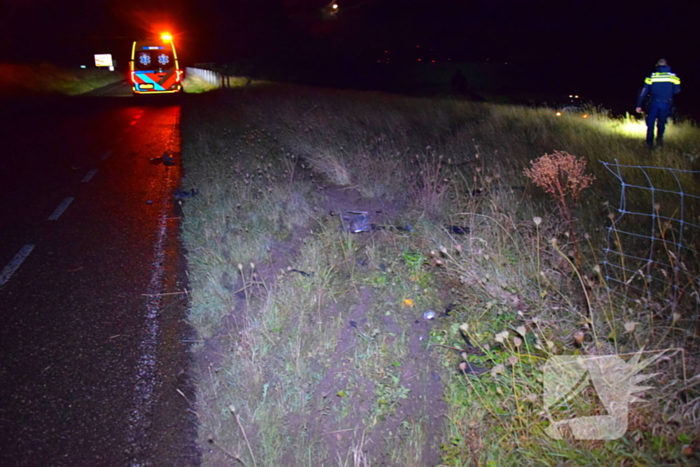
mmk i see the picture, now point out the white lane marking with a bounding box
[127,198,168,458]
[101,149,113,160]
[126,112,180,465]
[47,197,74,221]
[0,244,35,286]
[81,169,97,183]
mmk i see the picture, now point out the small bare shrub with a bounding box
[524,150,595,268]
[409,151,450,216]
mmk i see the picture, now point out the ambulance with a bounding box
[129,33,183,94]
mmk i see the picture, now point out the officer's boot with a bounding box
[657,127,665,148]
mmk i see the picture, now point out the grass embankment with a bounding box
[0,62,123,97]
[179,84,700,466]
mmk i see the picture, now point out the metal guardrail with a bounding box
[185,67,221,87]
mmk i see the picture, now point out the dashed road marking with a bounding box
[101,149,113,160]
[0,244,35,286]
[48,197,74,221]
[81,169,97,183]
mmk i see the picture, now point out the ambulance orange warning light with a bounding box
[160,32,173,42]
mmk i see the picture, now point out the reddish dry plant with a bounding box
[524,151,595,205]
[524,150,595,269]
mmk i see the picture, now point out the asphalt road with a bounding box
[0,82,198,466]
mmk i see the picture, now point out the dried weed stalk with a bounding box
[524,150,595,269]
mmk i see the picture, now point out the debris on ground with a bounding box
[149,151,177,166]
[341,211,370,233]
[287,268,314,277]
[423,310,437,320]
[458,361,489,375]
[174,188,199,200]
[163,152,176,166]
[446,225,470,234]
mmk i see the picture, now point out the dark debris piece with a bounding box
[434,304,456,318]
[150,151,177,166]
[458,361,489,376]
[349,318,367,328]
[174,188,199,200]
[289,268,314,277]
[446,225,470,235]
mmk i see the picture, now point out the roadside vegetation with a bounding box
[181,73,221,94]
[179,83,700,466]
[0,61,238,97]
[0,62,123,97]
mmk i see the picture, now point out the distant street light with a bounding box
[322,1,340,19]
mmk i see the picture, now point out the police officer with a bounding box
[635,58,681,149]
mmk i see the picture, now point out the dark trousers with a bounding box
[646,101,671,147]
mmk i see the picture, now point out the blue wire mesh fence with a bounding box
[601,160,700,317]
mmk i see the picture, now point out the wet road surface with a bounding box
[0,83,198,465]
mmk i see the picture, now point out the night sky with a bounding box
[1,0,698,110]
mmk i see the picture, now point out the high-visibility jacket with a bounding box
[636,65,681,108]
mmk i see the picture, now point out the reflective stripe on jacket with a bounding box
[636,65,681,108]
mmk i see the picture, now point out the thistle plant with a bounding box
[524,150,595,269]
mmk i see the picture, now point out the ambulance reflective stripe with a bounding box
[133,72,179,91]
[134,72,166,91]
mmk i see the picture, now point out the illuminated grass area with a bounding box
[181,73,220,94]
[180,85,700,466]
[585,112,698,142]
[0,62,123,97]
[182,73,271,94]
